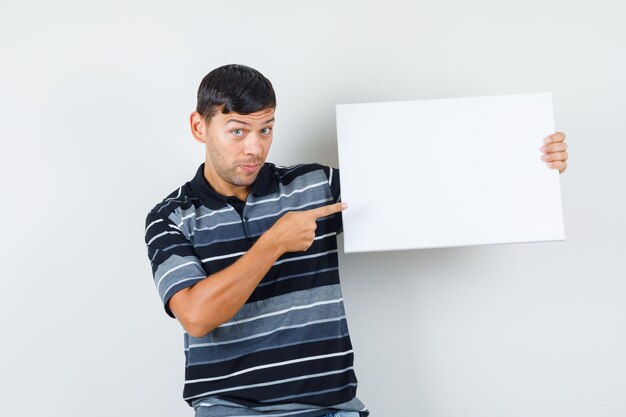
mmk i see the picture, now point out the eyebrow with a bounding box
[226,117,275,126]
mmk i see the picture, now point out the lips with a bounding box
[239,164,260,173]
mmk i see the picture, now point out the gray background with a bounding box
[1,1,624,416]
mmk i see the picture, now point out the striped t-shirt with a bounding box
[144,162,368,417]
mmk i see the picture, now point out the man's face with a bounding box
[201,107,275,192]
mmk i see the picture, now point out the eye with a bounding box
[232,129,245,137]
[261,127,272,135]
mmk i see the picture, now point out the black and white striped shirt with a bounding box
[145,163,367,417]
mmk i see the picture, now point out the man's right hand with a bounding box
[265,202,348,253]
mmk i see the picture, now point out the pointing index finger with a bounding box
[307,202,348,219]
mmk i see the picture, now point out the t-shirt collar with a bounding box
[190,162,278,209]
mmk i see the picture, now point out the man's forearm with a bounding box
[169,231,284,337]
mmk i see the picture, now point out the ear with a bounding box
[190,112,207,144]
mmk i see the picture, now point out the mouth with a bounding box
[239,163,260,173]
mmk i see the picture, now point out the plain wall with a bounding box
[1,1,624,416]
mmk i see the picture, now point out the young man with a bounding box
[144,64,569,417]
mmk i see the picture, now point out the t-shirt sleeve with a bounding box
[328,166,341,204]
[144,211,207,318]
[322,166,343,234]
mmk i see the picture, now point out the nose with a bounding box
[242,132,263,156]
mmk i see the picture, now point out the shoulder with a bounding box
[145,181,197,226]
[269,162,336,186]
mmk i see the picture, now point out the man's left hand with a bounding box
[540,131,568,174]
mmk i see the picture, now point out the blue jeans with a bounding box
[323,412,361,417]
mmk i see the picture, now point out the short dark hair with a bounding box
[196,64,276,122]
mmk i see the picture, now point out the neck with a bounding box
[203,164,250,202]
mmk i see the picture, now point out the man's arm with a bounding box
[169,202,347,338]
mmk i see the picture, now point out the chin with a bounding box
[231,175,258,187]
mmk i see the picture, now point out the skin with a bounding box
[172,107,569,337]
[540,131,568,174]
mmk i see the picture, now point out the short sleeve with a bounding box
[328,166,341,203]
[144,211,207,318]
[322,166,343,234]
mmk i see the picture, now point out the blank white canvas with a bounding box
[335,93,565,253]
